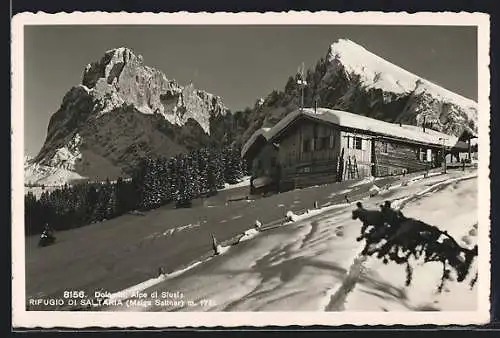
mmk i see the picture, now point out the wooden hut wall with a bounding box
[372,139,439,176]
[276,118,341,189]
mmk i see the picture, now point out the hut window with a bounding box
[303,139,312,153]
[419,148,425,161]
[381,141,388,153]
[354,137,363,150]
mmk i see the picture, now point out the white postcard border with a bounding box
[11,11,491,328]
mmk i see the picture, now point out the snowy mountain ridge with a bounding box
[328,39,477,111]
[238,39,478,146]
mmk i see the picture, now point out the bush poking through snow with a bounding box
[469,272,478,289]
[353,200,478,293]
[405,263,414,287]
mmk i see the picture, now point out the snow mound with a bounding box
[238,228,260,243]
[215,245,231,255]
[285,211,299,222]
[254,220,262,229]
[222,176,251,191]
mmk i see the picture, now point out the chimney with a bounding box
[423,116,426,133]
[314,99,318,113]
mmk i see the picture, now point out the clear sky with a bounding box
[24,25,477,157]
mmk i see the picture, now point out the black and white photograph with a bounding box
[12,11,490,328]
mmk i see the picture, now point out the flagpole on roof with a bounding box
[297,62,307,112]
[301,62,304,111]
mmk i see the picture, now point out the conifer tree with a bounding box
[196,148,210,194]
[174,154,191,207]
[94,180,112,221]
[25,191,40,235]
[85,183,99,223]
[222,146,244,184]
[105,179,118,219]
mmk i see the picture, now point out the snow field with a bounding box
[105,169,478,312]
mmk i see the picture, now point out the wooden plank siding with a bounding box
[251,143,279,178]
[277,119,341,189]
[373,139,440,176]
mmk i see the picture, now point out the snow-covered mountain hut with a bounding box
[242,107,471,193]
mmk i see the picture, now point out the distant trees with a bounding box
[24,178,140,236]
[25,145,246,235]
[138,145,243,210]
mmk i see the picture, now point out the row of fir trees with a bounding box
[25,146,247,235]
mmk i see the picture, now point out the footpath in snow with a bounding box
[103,169,479,312]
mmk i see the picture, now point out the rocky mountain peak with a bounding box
[82,47,138,89]
[78,47,228,131]
[30,47,231,183]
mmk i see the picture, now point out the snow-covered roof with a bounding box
[275,108,459,147]
[241,127,272,158]
[242,108,461,156]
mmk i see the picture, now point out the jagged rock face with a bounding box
[81,47,227,131]
[238,39,478,147]
[33,47,229,180]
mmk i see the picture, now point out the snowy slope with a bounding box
[24,160,86,187]
[105,169,479,313]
